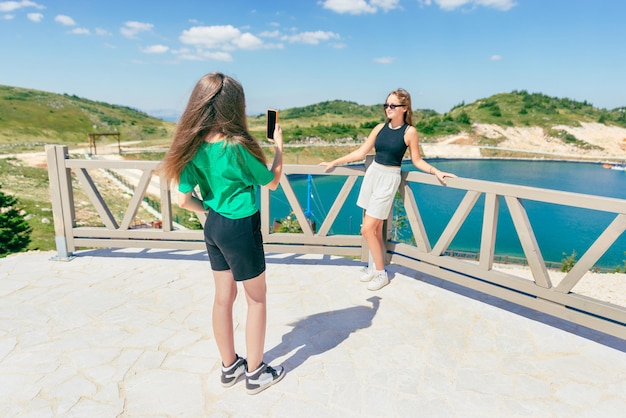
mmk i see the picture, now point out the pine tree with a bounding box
[0,186,32,257]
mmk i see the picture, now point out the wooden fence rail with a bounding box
[45,145,626,339]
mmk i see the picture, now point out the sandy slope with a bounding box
[424,122,626,159]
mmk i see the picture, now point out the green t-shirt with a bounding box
[178,140,274,219]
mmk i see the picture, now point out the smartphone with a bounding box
[266,109,278,139]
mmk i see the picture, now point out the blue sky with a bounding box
[1,0,625,120]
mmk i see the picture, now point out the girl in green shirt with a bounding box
[160,72,285,395]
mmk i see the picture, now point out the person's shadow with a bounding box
[264,296,381,371]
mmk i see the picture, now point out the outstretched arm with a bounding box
[319,123,383,172]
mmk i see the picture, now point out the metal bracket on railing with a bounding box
[49,237,75,261]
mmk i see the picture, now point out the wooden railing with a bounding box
[45,145,626,339]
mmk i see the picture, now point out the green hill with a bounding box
[1,85,625,151]
[415,90,626,140]
[0,85,175,153]
[248,92,626,143]
[247,100,381,142]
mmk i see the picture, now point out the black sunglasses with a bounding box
[383,103,406,110]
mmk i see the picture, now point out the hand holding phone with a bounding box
[267,109,278,140]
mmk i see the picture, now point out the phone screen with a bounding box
[267,109,278,139]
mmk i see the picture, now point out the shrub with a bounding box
[273,212,303,233]
[560,250,577,272]
[0,186,32,257]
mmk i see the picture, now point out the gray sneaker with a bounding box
[221,355,247,387]
[367,271,389,291]
[359,266,375,282]
[245,362,285,395]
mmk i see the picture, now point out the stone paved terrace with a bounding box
[1,249,625,417]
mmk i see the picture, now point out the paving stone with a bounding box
[0,249,624,417]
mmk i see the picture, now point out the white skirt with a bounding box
[357,161,401,220]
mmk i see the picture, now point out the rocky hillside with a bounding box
[421,122,626,160]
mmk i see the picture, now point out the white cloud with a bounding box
[179,25,264,50]
[475,0,516,10]
[69,27,89,35]
[0,0,44,12]
[490,54,502,61]
[142,44,169,54]
[321,0,400,14]
[26,12,42,22]
[54,14,75,26]
[259,30,281,38]
[371,0,401,11]
[197,50,233,61]
[373,56,394,64]
[321,0,377,15]
[2,13,14,19]
[95,28,111,36]
[233,32,264,49]
[281,30,340,45]
[176,25,334,61]
[173,47,233,62]
[418,0,516,11]
[120,21,153,39]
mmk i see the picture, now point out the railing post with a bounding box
[46,145,75,261]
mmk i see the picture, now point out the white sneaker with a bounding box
[359,267,375,282]
[245,362,285,395]
[220,354,247,387]
[367,271,389,291]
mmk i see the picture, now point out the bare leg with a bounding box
[242,272,267,371]
[212,269,238,367]
[361,214,385,271]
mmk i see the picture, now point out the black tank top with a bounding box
[374,123,408,166]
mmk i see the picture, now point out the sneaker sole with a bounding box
[246,370,286,395]
[221,372,245,388]
[367,279,389,291]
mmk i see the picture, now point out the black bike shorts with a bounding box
[203,209,266,281]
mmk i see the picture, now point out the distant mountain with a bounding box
[145,109,180,122]
[0,85,175,149]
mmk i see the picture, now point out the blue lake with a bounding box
[269,160,626,269]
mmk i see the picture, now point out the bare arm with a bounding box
[405,126,457,185]
[319,123,383,172]
[264,123,284,191]
[178,190,206,212]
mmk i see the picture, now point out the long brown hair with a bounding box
[159,72,267,183]
[384,88,413,126]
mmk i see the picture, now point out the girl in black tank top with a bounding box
[319,89,457,291]
[374,123,409,166]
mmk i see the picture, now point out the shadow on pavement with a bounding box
[264,296,381,370]
[73,248,625,352]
